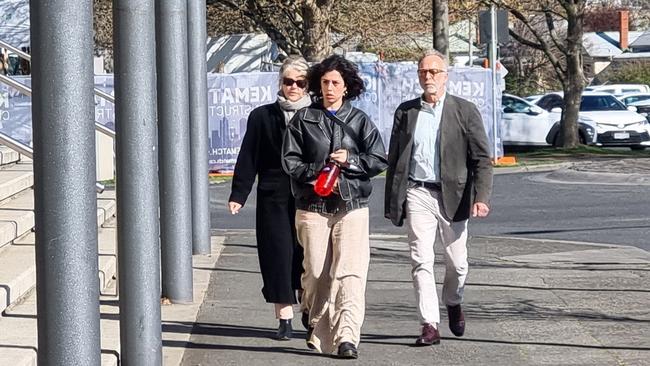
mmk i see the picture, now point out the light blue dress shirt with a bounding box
[409,93,446,183]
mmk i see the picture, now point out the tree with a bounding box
[206,0,477,62]
[501,22,561,96]
[432,0,449,59]
[487,0,587,148]
[94,0,480,64]
[93,0,113,71]
[583,3,637,32]
[207,0,336,62]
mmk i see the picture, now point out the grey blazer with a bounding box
[384,94,493,225]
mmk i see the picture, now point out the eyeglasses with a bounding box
[417,68,447,77]
[282,77,307,88]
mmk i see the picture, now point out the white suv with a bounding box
[535,91,650,150]
[501,94,597,146]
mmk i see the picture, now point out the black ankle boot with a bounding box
[275,319,292,341]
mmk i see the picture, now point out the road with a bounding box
[211,173,650,251]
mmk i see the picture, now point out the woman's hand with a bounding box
[228,201,242,215]
[329,149,349,167]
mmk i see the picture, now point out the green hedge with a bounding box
[594,60,650,86]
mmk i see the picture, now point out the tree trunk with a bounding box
[301,1,333,62]
[432,0,449,60]
[559,1,586,148]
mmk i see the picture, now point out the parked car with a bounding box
[628,99,650,123]
[617,92,650,107]
[501,93,597,146]
[535,91,650,149]
[585,84,650,97]
[524,94,544,104]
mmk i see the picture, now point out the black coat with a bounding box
[229,102,303,304]
[282,101,388,213]
[384,95,493,225]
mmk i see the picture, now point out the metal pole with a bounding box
[156,0,194,303]
[114,0,162,364]
[468,19,473,67]
[490,4,499,163]
[30,0,101,364]
[187,0,211,255]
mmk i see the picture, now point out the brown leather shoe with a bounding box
[446,304,465,337]
[415,323,440,346]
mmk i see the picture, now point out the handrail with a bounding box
[0,131,105,193]
[0,73,31,95]
[0,74,115,138]
[0,39,115,104]
[0,39,30,61]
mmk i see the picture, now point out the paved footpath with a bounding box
[179,229,650,366]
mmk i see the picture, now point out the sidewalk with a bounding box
[179,230,650,366]
[496,156,650,184]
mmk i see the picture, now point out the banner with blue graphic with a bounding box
[206,72,279,170]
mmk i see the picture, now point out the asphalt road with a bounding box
[211,173,650,251]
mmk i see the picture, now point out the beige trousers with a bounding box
[295,208,370,354]
[406,187,468,325]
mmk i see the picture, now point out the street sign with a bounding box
[479,9,509,44]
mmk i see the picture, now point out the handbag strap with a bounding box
[323,110,360,149]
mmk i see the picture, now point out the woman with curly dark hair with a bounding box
[282,54,388,359]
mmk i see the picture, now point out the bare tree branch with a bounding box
[543,7,568,54]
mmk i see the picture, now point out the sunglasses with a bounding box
[282,78,307,88]
[417,68,447,77]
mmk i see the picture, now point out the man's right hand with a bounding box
[228,201,242,215]
[472,202,490,218]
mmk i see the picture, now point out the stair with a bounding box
[0,146,119,366]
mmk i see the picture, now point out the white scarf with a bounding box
[277,93,312,125]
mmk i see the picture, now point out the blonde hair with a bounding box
[278,55,309,88]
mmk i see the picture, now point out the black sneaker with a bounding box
[275,319,292,341]
[337,342,358,359]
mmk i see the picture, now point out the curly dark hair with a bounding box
[307,54,365,101]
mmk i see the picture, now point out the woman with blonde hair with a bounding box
[228,56,312,340]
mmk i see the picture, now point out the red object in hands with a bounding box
[314,161,340,197]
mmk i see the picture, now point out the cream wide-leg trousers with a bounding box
[406,186,468,325]
[295,207,370,354]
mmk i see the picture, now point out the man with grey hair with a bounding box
[384,49,493,346]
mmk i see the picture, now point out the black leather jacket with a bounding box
[282,101,388,214]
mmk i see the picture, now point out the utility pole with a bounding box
[489,4,499,164]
